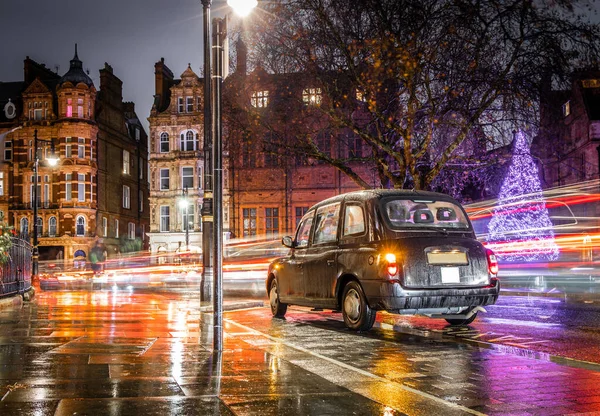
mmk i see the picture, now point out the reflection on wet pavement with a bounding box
[1,290,599,415]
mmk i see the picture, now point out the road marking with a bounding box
[225,318,487,416]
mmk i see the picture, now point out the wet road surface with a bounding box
[1,290,600,415]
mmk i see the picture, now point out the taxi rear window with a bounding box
[383,198,470,230]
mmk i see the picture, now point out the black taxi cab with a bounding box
[267,189,499,331]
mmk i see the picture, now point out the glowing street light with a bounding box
[227,0,258,17]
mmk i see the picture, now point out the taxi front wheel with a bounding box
[342,281,376,331]
[269,280,287,318]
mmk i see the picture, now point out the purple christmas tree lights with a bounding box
[486,131,559,262]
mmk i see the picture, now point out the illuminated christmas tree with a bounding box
[486,131,559,262]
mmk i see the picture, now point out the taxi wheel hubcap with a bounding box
[344,288,361,323]
[270,286,278,311]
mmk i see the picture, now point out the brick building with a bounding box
[146,60,229,253]
[0,48,149,262]
[533,71,600,187]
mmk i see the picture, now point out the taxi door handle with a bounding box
[327,259,335,266]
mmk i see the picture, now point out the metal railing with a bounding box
[0,237,32,298]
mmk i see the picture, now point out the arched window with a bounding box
[48,216,57,237]
[160,132,169,153]
[20,218,28,236]
[76,215,86,236]
[36,217,42,237]
[180,130,196,151]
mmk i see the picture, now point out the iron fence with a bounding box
[0,237,32,298]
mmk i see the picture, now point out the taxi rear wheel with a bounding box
[269,280,287,318]
[342,281,376,331]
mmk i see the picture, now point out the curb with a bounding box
[0,294,24,311]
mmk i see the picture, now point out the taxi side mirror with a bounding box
[282,236,294,248]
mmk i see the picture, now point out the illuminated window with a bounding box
[128,222,135,239]
[251,90,269,108]
[242,208,257,237]
[0,172,3,196]
[562,101,571,117]
[66,98,73,117]
[123,150,130,174]
[115,219,119,238]
[77,98,84,118]
[356,89,366,102]
[302,87,322,105]
[103,217,108,237]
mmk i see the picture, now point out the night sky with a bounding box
[0,0,232,132]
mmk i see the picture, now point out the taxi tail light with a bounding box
[384,253,399,277]
[486,248,499,275]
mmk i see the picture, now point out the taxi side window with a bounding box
[295,216,314,248]
[313,203,340,245]
[343,204,365,236]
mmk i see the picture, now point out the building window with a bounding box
[178,97,184,113]
[197,96,201,111]
[77,98,84,118]
[182,167,194,189]
[0,172,3,196]
[562,100,571,117]
[30,181,41,208]
[34,108,43,120]
[251,90,269,108]
[160,132,169,153]
[356,89,366,102]
[43,183,49,206]
[48,216,57,237]
[316,131,331,160]
[78,174,85,202]
[66,144,72,158]
[66,98,73,117]
[65,174,72,200]
[20,218,28,236]
[265,208,279,235]
[139,157,144,179]
[76,215,86,236]
[77,138,85,158]
[115,219,119,238]
[303,87,322,105]
[35,217,42,237]
[347,133,362,158]
[4,141,11,161]
[182,204,194,232]
[139,190,143,212]
[135,128,140,142]
[197,166,203,189]
[160,169,170,190]
[123,150,130,174]
[180,130,196,151]
[242,208,257,237]
[295,206,308,228]
[242,137,255,168]
[160,206,170,232]
[128,222,135,239]
[186,96,194,112]
[103,217,108,237]
[123,185,130,209]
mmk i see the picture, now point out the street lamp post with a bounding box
[32,129,58,283]
[179,186,190,248]
[201,0,214,304]
[199,0,256,351]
